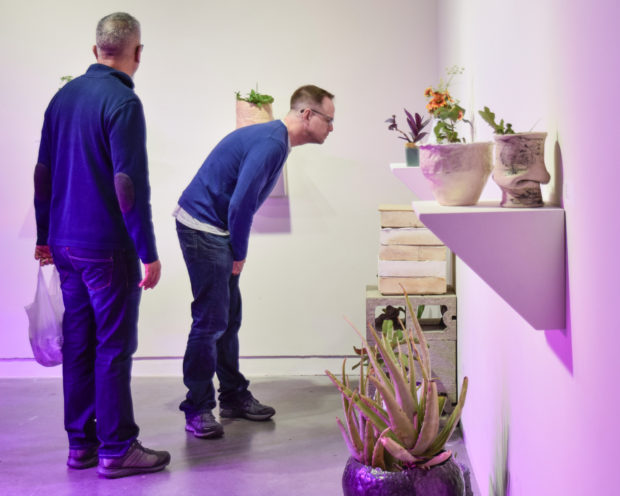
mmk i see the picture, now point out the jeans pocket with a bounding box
[66,248,114,291]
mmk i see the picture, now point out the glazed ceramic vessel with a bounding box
[419,142,493,206]
[405,142,420,167]
[342,456,466,496]
[492,132,549,207]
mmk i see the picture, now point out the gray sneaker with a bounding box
[220,396,276,421]
[67,445,99,469]
[185,411,224,438]
[97,440,170,479]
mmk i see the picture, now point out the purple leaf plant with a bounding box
[386,109,430,144]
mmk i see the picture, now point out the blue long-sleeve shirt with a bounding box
[178,120,289,260]
[35,64,158,263]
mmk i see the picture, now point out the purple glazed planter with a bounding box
[342,456,466,496]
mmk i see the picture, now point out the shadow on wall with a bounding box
[489,411,510,496]
[545,260,573,374]
[251,196,291,234]
[544,139,573,374]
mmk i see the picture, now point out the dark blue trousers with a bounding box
[176,221,250,415]
[52,245,141,457]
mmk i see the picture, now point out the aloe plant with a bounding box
[326,291,468,471]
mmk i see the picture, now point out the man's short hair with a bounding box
[96,12,140,57]
[290,85,334,110]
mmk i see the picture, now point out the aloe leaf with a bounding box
[409,336,429,384]
[363,415,375,465]
[424,376,468,456]
[368,376,416,448]
[342,358,349,389]
[371,431,387,470]
[357,391,389,425]
[349,392,389,433]
[368,324,417,421]
[406,331,419,409]
[379,435,418,464]
[345,394,364,453]
[420,450,452,470]
[438,394,447,417]
[344,317,393,395]
[336,417,363,460]
[417,379,428,430]
[412,381,440,455]
[326,370,355,400]
[411,312,431,375]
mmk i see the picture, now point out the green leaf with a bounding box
[336,417,363,460]
[412,381,440,455]
[424,376,468,456]
[368,376,417,448]
[368,324,417,423]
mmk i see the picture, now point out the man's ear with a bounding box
[92,45,98,60]
[135,44,143,64]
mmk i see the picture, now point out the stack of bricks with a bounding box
[378,204,447,295]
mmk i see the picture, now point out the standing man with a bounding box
[34,12,170,478]
[175,85,335,438]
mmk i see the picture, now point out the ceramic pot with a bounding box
[342,456,466,496]
[419,142,493,206]
[236,100,273,129]
[405,143,420,167]
[492,132,549,207]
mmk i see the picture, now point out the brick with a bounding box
[380,228,443,246]
[378,204,425,228]
[378,276,447,295]
[378,260,446,277]
[379,245,446,261]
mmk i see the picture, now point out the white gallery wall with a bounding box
[437,0,620,494]
[0,0,439,376]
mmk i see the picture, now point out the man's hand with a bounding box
[34,245,53,266]
[232,259,245,275]
[139,260,161,290]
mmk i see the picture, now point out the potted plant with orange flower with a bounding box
[419,66,493,206]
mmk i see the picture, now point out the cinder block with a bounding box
[365,285,457,406]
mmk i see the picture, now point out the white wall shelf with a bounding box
[390,163,435,200]
[410,201,566,330]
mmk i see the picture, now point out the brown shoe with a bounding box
[97,440,170,479]
[67,445,99,469]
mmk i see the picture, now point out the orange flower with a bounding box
[432,92,447,107]
[457,110,464,120]
[424,87,433,97]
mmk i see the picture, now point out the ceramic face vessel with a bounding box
[492,132,550,207]
[419,142,493,206]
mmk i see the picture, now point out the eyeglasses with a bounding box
[302,108,334,125]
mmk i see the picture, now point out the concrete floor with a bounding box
[0,376,479,495]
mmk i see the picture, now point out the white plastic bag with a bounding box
[25,266,64,366]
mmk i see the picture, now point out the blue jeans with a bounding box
[51,245,141,458]
[176,221,250,415]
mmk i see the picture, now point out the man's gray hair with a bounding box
[96,12,140,57]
